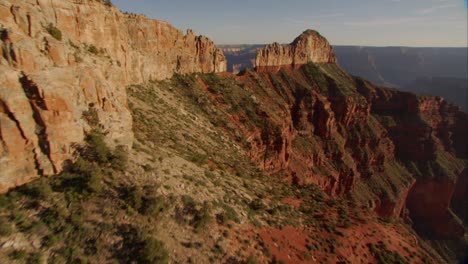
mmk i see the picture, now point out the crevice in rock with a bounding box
[0,100,28,140]
[10,5,19,24]
[1,29,17,67]
[27,14,32,37]
[19,73,55,173]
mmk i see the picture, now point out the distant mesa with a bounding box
[255,29,336,72]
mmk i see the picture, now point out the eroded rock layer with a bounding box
[255,29,336,72]
[0,0,226,192]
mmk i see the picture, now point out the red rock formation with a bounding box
[406,179,465,239]
[224,57,467,225]
[256,30,336,72]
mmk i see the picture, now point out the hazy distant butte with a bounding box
[255,30,337,71]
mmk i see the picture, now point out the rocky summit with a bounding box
[0,0,466,263]
[256,29,336,72]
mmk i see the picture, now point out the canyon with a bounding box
[0,0,466,263]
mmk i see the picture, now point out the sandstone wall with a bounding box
[0,0,226,192]
[255,30,336,71]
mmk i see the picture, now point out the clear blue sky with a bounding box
[112,0,468,47]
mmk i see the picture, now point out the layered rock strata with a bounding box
[0,0,226,192]
[256,29,336,72]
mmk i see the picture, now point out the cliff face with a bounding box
[255,30,336,71]
[218,60,467,225]
[0,0,226,192]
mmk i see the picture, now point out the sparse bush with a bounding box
[28,252,43,264]
[139,237,169,264]
[194,202,211,233]
[216,204,240,225]
[181,195,196,209]
[14,212,33,232]
[246,254,259,264]
[82,107,99,127]
[0,216,13,236]
[249,198,265,211]
[87,44,99,55]
[46,23,62,40]
[111,145,128,171]
[122,186,143,211]
[18,177,53,200]
[64,157,103,196]
[87,171,103,193]
[368,241,405,263]
[102,0,113,6]
[189,153,207,165]
[42,234,61,248]
[85,130,112,163]
[141,195,166,217]
[10,250,27,260]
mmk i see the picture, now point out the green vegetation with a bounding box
[0,216,13,237]
[102,0,113,6]
[82,107,99,127]
[0,129,164,263]
[368,241,406,264]
[87,44,99,55]
[46,23,62,41]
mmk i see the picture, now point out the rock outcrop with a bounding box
[228,60,467,224]
[255,30,336,72]
[0,0,226,193]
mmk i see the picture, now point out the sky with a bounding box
[112,0,468,47]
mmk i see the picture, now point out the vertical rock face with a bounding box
[0,0,226,193]
[255,30,336,72]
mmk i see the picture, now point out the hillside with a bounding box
[1,0,467,263]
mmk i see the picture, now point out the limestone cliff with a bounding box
[0,0,226,192]
[255,30,336,72]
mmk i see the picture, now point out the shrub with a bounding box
[246,255,259,264]
[87,171,103,194]
[85,130,112,163]
[111,145,128,171]
[193,202,211,233]
[0,216,13,236]
[139,237,169,264]
[141,196,166,217]
[102,0,113,6]
[10,250,27,260]
[66,157,103,196]
[42,234,61,247]
[249,198,265,211]
[87,44,99,55]
[21,177,52,200]
[28,252,43,264]
[181,195,196,209]
[82,108,99,127]
[46,23,62,40]
[122,186,143,211]
[216,204,240,224]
